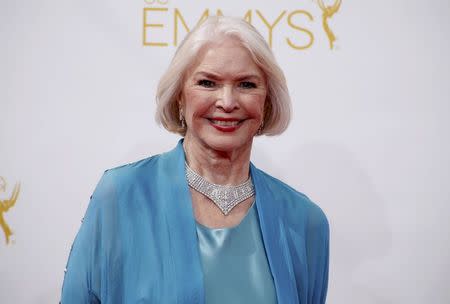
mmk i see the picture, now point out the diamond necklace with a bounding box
[185,162,255,215]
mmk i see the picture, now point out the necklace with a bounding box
[185,162,255,215]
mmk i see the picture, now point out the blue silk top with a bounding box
[61,140,329,304]
[196,201,277,304]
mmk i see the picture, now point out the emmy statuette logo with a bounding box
[316,0,342,49]
[0,177,21,245]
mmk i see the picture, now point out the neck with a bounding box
[182,136,252,186]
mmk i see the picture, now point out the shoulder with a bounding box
[88,140,184,212]
[88,154,162,208]
[102,154,160,185]
[252,165,329,232]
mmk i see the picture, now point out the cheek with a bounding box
[244,95,266,119]
[183,90,213,119]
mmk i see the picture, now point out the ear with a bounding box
[178,100,184,114]
[178,92,185,108]
[177,95,185,118]
[262,96,272,127]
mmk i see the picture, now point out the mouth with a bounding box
[210,119,241,126]
[208,118,244,132]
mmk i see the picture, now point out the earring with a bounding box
[179,108,186,129]
[257,121,264,135]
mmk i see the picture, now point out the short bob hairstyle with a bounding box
[155,16,291,136]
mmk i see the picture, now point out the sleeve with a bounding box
[306,205,330,304]
[60,172,115,304]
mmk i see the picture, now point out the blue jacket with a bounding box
[61,140,329,304]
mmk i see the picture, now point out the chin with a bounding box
[203,134,253,153]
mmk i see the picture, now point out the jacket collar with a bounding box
[159,139,298,304]
[250,162,300,304]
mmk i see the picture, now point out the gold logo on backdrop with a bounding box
[143,0,343,50]
[316,0,342,49]
[0,177,21,245]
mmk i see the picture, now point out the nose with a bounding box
[217,85,239,112]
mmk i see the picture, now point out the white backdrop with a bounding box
[1,0,449,303]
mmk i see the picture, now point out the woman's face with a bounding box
[181,38,267,154]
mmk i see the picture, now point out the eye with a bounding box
[197,79,216,88]
[239,81,257,89]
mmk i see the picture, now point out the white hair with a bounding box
[155,16,291,136]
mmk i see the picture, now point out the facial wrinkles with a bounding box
[179,39,269,163]
[198,67,262,86]
[182,40,266,123]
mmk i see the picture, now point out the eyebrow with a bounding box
[193,71,264,82]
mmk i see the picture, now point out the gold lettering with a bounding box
[174,9,210,46]
[215,9,251,23]
[286,10,314,50]
[243,10,252,23]
[255,10,286,47]
[143,8,169,47]
[144,0,169,4]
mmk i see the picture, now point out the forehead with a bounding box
[187,38,264,78]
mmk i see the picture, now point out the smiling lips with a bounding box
[208,118,243,132]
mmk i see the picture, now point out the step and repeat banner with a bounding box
[1,0,449,303]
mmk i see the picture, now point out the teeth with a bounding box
[211,120,240,126]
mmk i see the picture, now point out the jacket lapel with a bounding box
[156,140,205,304]
[155,140,298,304]
[251,163,300,304]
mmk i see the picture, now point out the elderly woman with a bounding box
[61,16,329,304]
